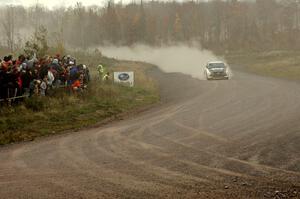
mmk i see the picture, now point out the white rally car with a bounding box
[204,61,229,80]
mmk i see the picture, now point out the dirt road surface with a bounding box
[0,69,300,198]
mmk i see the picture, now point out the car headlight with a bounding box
[225,69,229,75]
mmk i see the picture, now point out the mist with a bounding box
[100,44,229,80]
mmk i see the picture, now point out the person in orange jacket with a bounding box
[72,79,81,91]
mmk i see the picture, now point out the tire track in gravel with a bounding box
[0,69,300,198]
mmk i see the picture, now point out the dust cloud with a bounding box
[100,44,230,80]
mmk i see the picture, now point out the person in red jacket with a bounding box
[1,56,13,72]
[72,79,81,91]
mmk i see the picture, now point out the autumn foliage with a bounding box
[1,0,300,52]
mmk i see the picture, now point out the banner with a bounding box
[114,72,134,87]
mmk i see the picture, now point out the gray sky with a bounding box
[1,0,198,8]
[0,0,205,9]
[0,0,114,8]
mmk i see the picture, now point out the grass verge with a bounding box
[225,51,300,80]
[0,54,159,145]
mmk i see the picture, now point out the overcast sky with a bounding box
[2,0,207,8]
[0,0,118,8]
[1,0,213,9]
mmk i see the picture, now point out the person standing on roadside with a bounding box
[102,72,110,83]
[40,76,48,96]
[47,67,55,88]
[97,64,105,81]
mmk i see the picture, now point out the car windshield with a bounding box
[208,63,226,69]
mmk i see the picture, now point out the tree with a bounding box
[24,25,49,58]
[103,0,121,44]
[173,13,183,42]
[127,2,147,45]
[2,6,16,53]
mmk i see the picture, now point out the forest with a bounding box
[1,0,300,53]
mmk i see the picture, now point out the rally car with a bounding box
[204,61,229,80]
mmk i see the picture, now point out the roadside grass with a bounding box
[0,53,159,145]
[225,51,300,80]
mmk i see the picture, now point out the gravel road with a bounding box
[0,69,300,198]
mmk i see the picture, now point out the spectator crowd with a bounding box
[0,54,90,102]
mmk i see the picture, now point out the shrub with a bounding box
[24,97,46,112]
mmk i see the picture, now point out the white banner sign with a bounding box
[114,72,134,87]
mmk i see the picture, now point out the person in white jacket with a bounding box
[40,77,47,96]
[47,68,55,87]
